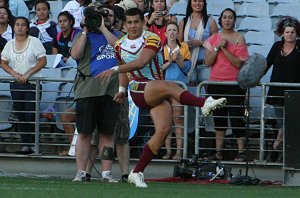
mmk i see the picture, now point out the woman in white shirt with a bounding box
[1,16,46,154]
[0,7,14,41]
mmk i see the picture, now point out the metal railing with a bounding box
[194,81,300,164]
[1,73,299,166]
[0,74,74,155]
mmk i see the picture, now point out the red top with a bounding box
[204,34,249,81]
[148,23,167,45]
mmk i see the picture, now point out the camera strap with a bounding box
[76,67,92,81]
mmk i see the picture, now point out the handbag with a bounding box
[237,53,267,90]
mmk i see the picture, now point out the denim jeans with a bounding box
[10,82,42,146]
[189,64,211,86]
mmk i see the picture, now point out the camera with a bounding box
[173,154,231,180]
[83,6,109,33]
[160,10,168,16]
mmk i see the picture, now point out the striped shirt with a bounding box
[115,31,164,81]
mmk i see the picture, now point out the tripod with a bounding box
[230,88,260,185]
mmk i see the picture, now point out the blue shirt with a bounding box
[188,17,212,61]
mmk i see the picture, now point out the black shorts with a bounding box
[75,96,120,135]
[91,100,130,145]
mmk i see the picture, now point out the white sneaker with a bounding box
[128,170,148,188]
[72,171,88,182]
[102,171,118,183]
[201,97,227,117]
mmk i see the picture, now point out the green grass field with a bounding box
[1,177,300,198]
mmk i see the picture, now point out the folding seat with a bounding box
[40,82,60,114]
[207,0,233,5]
[268,0,300,4]
[0,83,13,131]
[237,2,270,17]
[237,17,272,32]
[41,68,62,81]
[63,68,77,80]
[270,3,300,18]
[248,44,272,58]
[65,57,78,68]
[169,0,187,23]
[45,54,61,68]
[48,1,63,22]
[207,1,234,16]
[233,0,266,2]
[244,31,275,46]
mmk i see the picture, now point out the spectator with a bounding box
[144,0,176,44]
[265,16,300,150]
[178,0,218,158]
[134,0,148,14]
[52,11,80,65]
[98,8,226,187]
[178,0,218,86]
[161,21,191,160]
[0,0,28,19]
[1,16,46,154]
[113,0,139,33]
[62,0,91,29]
[0,6,13,41]
[106,0,118,7]
[29,0,58,54]
[70,5,126,182]
[204,8,248,162]
[113,6,125,33]
[58,107,76,156]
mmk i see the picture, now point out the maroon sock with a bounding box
[179,91,206,107]
[133,144,155,173]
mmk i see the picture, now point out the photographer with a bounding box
[144,0,177,44]
[71,5,127,182]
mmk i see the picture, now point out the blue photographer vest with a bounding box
[88,31,118,77]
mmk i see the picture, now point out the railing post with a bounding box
[194,83,203,155]
[183,104,188,159]
[34,79,41,155]
[259,84,266,162]
[174,81,189,159]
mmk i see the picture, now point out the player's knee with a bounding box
[157,125,171,139]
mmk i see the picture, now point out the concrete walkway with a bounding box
[0,154,283,183]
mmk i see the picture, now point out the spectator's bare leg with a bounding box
[75,133,92,171]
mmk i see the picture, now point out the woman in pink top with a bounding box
[204,8,249,162]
